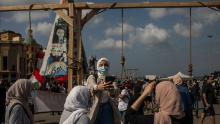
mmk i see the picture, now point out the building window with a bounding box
[12,65,16,71]
[2,74,8,81]
[3,56,7,70]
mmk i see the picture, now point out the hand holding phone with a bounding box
[105,76,116,83]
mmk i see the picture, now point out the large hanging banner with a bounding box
[32,91,66,113]
[40,15,68,77]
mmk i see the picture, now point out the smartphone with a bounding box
[105,76,116,83]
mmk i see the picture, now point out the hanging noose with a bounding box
[28,4,34,44]
[27,4,34,77]
[120,8,126,81]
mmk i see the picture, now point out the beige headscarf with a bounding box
[6,79,33,123]
[154,81,184,124]
[96,57,109,68]
[96,57,110,78]
[172,74,183,85]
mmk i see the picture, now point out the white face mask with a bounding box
[97,66,109,76]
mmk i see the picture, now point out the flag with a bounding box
[30,69,45,89]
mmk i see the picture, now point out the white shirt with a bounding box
[118,89,130,111]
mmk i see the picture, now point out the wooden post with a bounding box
[67,3,75,93]
[76,9,83,85]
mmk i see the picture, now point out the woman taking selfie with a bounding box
[86,57,121,124]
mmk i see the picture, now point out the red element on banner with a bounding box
[33,69,45,85]
[55,75,68,85]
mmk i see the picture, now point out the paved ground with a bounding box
[34,112,61,124]
[34,97,220,124]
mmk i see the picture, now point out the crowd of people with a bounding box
[0,57,220,124]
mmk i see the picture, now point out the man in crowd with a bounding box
[200,75,217,124]
[118,85,130,124]
[191,79,200,117]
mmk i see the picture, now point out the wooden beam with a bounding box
[55,10,73,26]
[0,3,68,12]
[1,2,220,11]
[81,9,100,27]
[75,2,220,9]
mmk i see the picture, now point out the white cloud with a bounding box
[94,38,130,50]
[12,11,50,23]
[27,22,52,37]
[168,8,187,15]
[105,23,135,36]
[148,8,187,20]
[148,8,220,26]
[95,23,169,49]
[94,38,114,49]
[148,8,168,20]
[128,23,169,46]
[173,23,188,37]
[174,22,203,37]
[192,23,203,36]
[91,15,103,24]
[82,11,104,25]
[194,8,220,24]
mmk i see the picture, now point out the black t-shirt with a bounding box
[125,108,154,124]
[125,108,183,124]
[202,83,215,105]
[191,84,200,96]
[128,93,144,115]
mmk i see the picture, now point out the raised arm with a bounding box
[131,83,155,110]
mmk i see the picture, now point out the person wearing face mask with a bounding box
[5,79,34,124]
[86,57,121,124]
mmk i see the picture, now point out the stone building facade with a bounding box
[0,30,42,82]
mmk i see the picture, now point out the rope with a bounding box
[120,8,126,80]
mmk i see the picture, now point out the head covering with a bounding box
[172,73,183,85]
[154,81,184,124]
[96,57,109,68]
[6,79,33,122]
[62,86,90,124]
[145,75,156,81]
[96,57,110,77]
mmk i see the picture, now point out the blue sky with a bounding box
[0,0,220,77]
